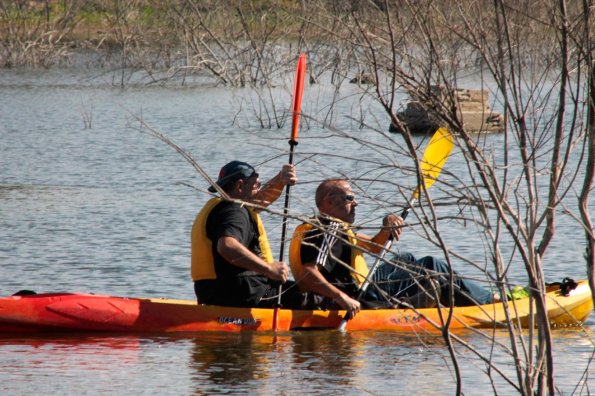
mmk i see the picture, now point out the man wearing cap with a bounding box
[191,160,309,308]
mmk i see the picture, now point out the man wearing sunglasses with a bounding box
[191,160,309,308]
[289,178,497,318]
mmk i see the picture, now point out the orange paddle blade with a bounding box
[290,53,307,142]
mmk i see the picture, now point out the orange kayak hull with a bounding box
[0,280,592,334]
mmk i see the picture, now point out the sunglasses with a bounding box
[341,194,355,202]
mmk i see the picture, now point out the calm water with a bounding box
[0,69,593,395]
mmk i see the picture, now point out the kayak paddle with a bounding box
[338,127,455,331]
[273,53,306,331]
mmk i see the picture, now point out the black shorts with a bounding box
[194,276,315,309]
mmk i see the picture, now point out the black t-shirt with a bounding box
[300,218,360,297]
[195,201,271,307]
[195,202,315,310]
[206,201,262,279]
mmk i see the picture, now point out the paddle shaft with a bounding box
[273,53,306,331]
[273,140,296,325]
[338,128,454,332]
[277,140,297,264]
[337,206,411,331]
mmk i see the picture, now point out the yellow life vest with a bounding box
[289,219,369,287]
[191,197,274,281]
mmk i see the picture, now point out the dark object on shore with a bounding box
[390,86,504,134]
[350,72,376,85]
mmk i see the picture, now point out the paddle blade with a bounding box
[290,53,307,142]
[413,127,455,199]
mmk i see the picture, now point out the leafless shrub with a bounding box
[0,1,77,67]
[295,1,594,394]
[79,99,93,129]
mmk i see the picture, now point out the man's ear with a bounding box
[234,179,245,194]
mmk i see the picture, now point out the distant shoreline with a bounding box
[1,1,564,86]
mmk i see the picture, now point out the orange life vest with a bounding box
[289,218,369,287]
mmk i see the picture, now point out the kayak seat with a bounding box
[12,290,37,296]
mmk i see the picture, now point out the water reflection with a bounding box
[289,331,359,379]
[187,331,361,394]
[186,330,458,394]
[189,332,277,393]
[0,327,591,395]
[0,334,142,365]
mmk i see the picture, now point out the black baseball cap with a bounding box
[208,161,258,192]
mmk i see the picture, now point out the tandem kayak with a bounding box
[0,280,592,334]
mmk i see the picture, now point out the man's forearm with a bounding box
[300,266,348,300]
[357,231,390,254]
[217,236,272,276]
[254,173,284,207]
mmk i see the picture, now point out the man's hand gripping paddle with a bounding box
[272,53,306,332]
[338,127,455,332]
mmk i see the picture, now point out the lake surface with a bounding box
[0,69,593,395]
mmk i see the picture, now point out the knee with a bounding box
[372,262,395,281]
[392,252,416,264]
[417,255,450,272]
